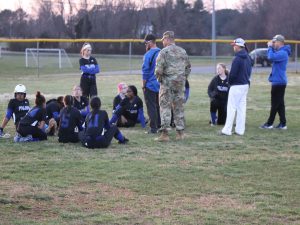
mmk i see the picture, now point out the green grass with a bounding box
[0,71,299,224]
[0,52,232,76]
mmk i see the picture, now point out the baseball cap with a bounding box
[144,34,156,43]
[161,31,175,41]
[231,38,246,47]
[272,34,285,42]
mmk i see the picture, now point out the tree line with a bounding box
[0,0,299,55]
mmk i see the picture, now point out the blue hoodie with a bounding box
[228,49,252,86]
[142,47,160,92]
[268,45,291,85]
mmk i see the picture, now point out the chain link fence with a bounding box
[0,39,299,77]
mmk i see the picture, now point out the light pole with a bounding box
[212,0,216,73]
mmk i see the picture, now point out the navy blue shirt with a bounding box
[229,49,252,86]
[59,106,83,138]
[84,110,110,137]
[6,98,30,125]
[19,106,46,127]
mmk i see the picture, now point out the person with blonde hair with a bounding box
[207,63,229,125]
[79,43,100,98]
[72,85,89,119]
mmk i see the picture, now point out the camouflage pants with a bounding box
[159,82,185,131]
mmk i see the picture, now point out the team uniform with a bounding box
[17,106,47,141]
[113,95,123,111]
[46,99,63,124]
[79,56,100,98]
[5,99,30,128]
[79,110,127,148]
[110,96,146,128]
[58,106,83,143]
[73,96,90,119]
[208,75,229,125]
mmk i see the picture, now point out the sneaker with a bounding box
[118,137,129,144]
[145,129,158,134]
[275,123,287,130]
[260,123,273,129]
[19,135,33,142]
[14,133,22,142]
[217,130,231,136]
[0,132,11,139]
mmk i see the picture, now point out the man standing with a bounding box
[155,31,191,141]
[142,34,161,134]
[260,35,291,130]
[221,38,252,136]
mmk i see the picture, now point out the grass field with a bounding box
[0,67,299,224]
[0,52,233,77]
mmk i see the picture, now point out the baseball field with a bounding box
[0,56,299,224]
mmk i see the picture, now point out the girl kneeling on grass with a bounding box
[207,63,229,125]
[79,96,128,149]
[16,91,47,142]
[58,95,84,143]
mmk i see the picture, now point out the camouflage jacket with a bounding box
[155,44,191,84]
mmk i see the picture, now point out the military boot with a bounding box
[176,130,184,141]
[155,129,169,142]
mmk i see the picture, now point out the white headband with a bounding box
[82,44,92,51]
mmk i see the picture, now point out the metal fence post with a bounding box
[37,41,40,78]
[129,42,132,75]
[295,43,298,73]
[254,42,257,74]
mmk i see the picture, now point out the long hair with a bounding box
[35,91,46,107]
[64,95,73,113]
[217,63,229,76]
[89,96,101,122]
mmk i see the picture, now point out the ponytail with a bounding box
[35,91,46,107]
[64,95,74,113]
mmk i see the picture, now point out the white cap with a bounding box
[231,38,246,47]
[14,84,26,93]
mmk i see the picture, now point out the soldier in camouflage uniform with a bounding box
[155,31,191,141]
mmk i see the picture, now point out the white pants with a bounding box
[222,84,249,135]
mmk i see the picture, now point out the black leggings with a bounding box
[80,76,97,98]
[210,99,227,125]
[17,125,47,141]
[79,125,120,149]
[267,85,286,125]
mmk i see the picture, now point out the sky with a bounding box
[0,0,241,14]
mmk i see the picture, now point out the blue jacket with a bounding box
[142,48,160,92]
[228,49,252,86]
[268,45,291,85]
